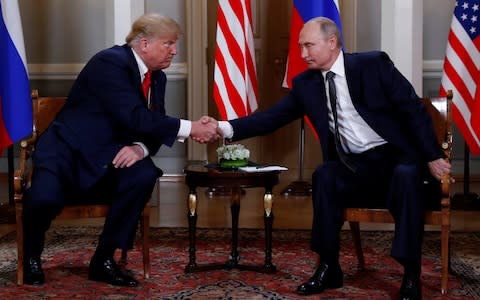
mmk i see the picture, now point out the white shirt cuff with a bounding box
[177,119,191,143]
[218,121,233,139]
[133,142,149,158]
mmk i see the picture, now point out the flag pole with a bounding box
[0,145,15,224]
[281,118,312,196]
[8,145,14,205]
[452,142,479,209]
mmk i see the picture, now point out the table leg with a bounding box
[233,190,276,273]
[185,190,198,272]
[227,187,241,268]
[263,191,276,272]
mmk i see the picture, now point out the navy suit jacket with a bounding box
[34,44,180,189]
[230,51,443,164]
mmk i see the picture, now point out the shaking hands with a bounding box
[190,116,222,143]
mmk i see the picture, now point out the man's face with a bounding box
[141,35,178,70]
[298,23,338,71]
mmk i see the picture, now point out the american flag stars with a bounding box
[456,1,480,38]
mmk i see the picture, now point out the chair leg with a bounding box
[448,234,452,274]
[142,205,151,279]
[16,203,24,285]
[349,221,365,269]
[441,224,450,295]
[118,206,150,278]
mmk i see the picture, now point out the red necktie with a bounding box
[142,70,152,98]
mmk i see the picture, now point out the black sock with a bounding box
[393,256,421,277]
[93,244,116,260]
[404,263,421,278]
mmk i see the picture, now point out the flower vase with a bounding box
[220,159,248,168]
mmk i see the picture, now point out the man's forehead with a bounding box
[154,32,178,41]
[299,27,321,43]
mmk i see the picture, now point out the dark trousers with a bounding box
[22,158,159,260]
[311,145,425,265]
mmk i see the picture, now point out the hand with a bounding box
[112,145,144,168]
[191,116,220,143]
[428,158,454,183]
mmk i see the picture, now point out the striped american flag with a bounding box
[440,0,480,154]
[213,0,258,120]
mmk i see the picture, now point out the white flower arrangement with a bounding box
[216,144,250,161]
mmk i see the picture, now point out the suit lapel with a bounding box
[307,71,328,133]
[123,45,155,109]
[302,71,330,157]
[150,71,166,114]
[123,45,143,85]
[344,53,362,103]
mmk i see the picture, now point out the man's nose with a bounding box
[300,47,307,59]
[171,44,177,55]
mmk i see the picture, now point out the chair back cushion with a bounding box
[32,90,66,135]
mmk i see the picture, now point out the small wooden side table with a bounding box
[183,164,282,273]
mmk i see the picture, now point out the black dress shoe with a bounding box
[24,257,45,285]
[399,274,422,300]
[296,263,343,295]
[88,256,138,287]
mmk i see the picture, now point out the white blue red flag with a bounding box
[213,0,258,120]
[0,0,32,152]
[283,0,342,140]
[440,0,480,155]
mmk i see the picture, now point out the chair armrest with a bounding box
[439,124,452,209]
[440,174,451,208]
[14,132,37,203]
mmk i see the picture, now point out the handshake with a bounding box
[190,116,224,143]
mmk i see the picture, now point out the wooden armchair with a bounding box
[343,90,453,295]
[14,90,151,285]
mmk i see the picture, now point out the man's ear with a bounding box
[139,38,149,52]
[328,35,337,50]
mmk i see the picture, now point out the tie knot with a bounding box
[326,71,335,81]
[144,70,152,82]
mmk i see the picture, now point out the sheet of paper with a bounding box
[238,166,288,172]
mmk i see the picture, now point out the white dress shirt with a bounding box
[324,52,385,153]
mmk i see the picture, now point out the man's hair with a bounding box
[307,16,343,48]
[125,13,182,46]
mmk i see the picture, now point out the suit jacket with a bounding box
[230,51,443,164]
[34,44,180,189]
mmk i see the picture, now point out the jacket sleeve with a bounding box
[78,49,181,148]
[229,90,304,142]
[375,52,443,161]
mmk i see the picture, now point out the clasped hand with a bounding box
[428,158,455,183]
[190,116,221,143]
[113,145,144,168]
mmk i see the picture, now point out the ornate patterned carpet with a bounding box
[0,227,479,299]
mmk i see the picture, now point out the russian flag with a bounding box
[283,0,342,140]
[0,0,32,152]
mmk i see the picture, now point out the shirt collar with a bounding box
[132,48,149,81]
[322,50,345,79]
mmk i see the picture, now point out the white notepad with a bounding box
[238,166,288,172]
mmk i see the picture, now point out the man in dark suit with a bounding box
[218,17,451,300]
[22,13,219,286]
